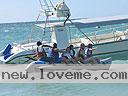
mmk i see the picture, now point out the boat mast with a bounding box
[37,0,94,44]
[52,0,94,44]
[37,0,55,41]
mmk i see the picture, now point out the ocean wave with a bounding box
[4,29,9,33]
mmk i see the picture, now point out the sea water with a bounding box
[0,22,128,96]
[0,84,128,96]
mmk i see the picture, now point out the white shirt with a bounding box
[48,48,52,57]
[63,52,72,59]
[37,45,44,53]
[84,48,88,57]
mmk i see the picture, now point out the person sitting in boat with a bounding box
[69,45,75,58]
[35,41,54,64]
[76,43,86,63]
[76,43,98,64]
[84,44,99,64]
[62,47,78,64]
[48,43,62,63]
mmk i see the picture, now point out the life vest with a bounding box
[36,46,47,59]
[70,49,75,57]
[62,52,72,59]
[85,48,92,58]
[51,48,59,59]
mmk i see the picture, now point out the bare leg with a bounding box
[85,57,98,64]
[62,57,69,64]
[76,57,86,64]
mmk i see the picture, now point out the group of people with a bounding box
[35,41,99,64]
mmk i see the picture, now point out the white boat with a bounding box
[0,0,128,64]
[25,63,112,73]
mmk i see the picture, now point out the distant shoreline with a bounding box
[0,18,87,25]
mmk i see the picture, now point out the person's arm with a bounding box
[73,50,75,57]
[34,48,38,57]
[53,48,59,52]
[55,48,67,54]
[59,50,65,53]
[42,45,52,48]
[89,48,96,51]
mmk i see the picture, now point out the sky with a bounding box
[0,0,128,23]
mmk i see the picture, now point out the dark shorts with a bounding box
[54,58,62,63]
[39,57,54,63]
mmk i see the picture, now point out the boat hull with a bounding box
[0,39,128,64]
[25,64,111,73]
[93,39,128,56]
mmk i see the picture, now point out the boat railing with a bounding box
[66,24,128,45]
[13,23,128,50]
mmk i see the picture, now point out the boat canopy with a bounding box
[36,15,128,28]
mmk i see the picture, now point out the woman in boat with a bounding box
[76,43,86,63]
[77,43,98,64]
[35,41,54,64]
[62,47,78,64]
[85,44,100,64]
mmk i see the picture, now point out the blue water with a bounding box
[0,84,128,96]
[0,21,128,96]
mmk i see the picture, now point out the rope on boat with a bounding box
[43,0,50,11]
[48,0,55,9]
[37,0,128,45]
[60,9,95,44]
[36,13,40,22]
[42,16,49,35]
[28,13,41,43]
[67,18,95,44]
[38,0,51,41]
[38,0,44,10]
[47,0,95,44]
[69,26,72,44]
[28,0,48,43]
